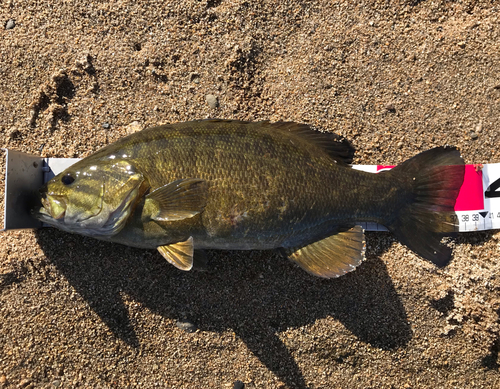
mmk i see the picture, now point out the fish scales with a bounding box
[35,120,465,278]
[103,122,382,247]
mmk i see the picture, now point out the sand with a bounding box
[1,0,500,388]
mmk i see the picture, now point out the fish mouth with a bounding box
[33,194,67,221]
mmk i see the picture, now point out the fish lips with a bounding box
[32,192,67,222]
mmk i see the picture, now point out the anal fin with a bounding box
[286,226,366,278]
[157,236,194,271]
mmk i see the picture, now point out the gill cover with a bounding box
[44,160,144,237]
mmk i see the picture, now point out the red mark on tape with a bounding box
[377,165,395,172]
[455,165,484,211]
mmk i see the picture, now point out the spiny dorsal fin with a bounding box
[157,236,194,271]
[259,121,355,165]
[286,226,366,278]
[145,178,207,221]
[194,119,355,165]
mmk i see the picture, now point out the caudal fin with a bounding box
[385,146,465,267]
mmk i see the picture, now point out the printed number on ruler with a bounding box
[453,163,500,232]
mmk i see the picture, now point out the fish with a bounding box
[33,120,465,278]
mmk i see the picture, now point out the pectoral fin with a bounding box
[286,226,366,278]
[157,236,194,271]
[146,178,207,221]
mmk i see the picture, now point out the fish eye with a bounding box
[61,173,75,185]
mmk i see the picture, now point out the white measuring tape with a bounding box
[353,163,500,232]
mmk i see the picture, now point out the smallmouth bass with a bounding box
[34,120,465,278]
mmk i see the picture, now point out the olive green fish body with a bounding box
[36,120,465,278]
[81,122,389,248]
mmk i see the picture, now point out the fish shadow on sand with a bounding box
[36,229,411,389]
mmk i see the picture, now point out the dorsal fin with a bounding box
[263,121,355,165]
[194,119,356,165]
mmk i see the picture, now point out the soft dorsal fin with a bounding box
[193,119,355,165]
[157,236,194,271]
[286,225,366,278]
[145,178,207,221]
[259,121,355,165]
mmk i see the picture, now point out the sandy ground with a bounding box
[1,0,500,388]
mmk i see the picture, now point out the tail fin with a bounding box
[385,146,465,267]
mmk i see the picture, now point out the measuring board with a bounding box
[3,150,500,232]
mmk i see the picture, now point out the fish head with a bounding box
[34,160,144,237]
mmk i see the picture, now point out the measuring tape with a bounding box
[353,163,500,232]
